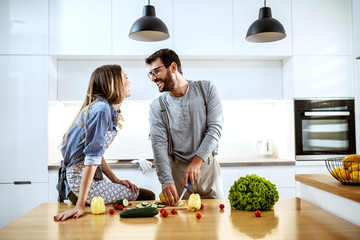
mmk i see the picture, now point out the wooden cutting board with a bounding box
[126,200,188,210]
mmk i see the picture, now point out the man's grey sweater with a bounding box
[149,80,223,188]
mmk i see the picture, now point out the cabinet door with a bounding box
[234,0,292,56]
[112,0,173,55]
[0,56,48,182]
[49,0,112,55]
[353,0,360,58]
[292,56,354,98]
[0,183,48,229]
[173,0,233,55]
[292,0,353,55]
[0,0,48,54]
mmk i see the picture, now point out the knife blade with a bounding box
[176,180,190,206]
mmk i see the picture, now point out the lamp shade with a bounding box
[246,7,286,43]
[129,5,170,42]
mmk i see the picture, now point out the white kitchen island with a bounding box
[296,174,360,226]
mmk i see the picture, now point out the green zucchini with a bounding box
[112,199,129,207]
[156,203,166,208]
[120,207,159,218]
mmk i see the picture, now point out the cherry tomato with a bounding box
[161,210,169,217]
[113,204,119,209]
[254,210,261,217]
[171,209,177,214]
[109,209,115,215]
[200,203,204,209]
[118,205,124,210]
[219,204,225,210]
[196,213,202,219]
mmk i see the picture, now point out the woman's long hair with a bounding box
[61,65,125,148]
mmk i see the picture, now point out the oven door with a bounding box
[295,111,356,160]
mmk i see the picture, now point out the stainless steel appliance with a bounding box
[294,99,356,160]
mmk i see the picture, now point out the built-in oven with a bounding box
[294,99,356,160]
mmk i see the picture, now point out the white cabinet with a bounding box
[0,183,48,229]
[292,0,353,55]
[233,0,292,56]
[0,56,48,183]
[0,0,48,54]
[173,0,233,55]
[112,0,173,55]
[354,0,360,58]
[291,56,354,98]
[49,0,112,55]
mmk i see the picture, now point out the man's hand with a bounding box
[162,183,179,206]
[184,155,204,186]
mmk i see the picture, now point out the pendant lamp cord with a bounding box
[264,0,266,7]
[148,0,150,5]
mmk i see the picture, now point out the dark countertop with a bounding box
[48,157,295,171]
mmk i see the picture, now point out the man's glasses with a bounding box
[147,64,169,79]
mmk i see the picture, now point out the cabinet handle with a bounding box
[14,181,31,185]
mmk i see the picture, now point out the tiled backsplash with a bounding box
[48,100,294,164]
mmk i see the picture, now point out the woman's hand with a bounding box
[53,205,85,222]
[116,179,139,192]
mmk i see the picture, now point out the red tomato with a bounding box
[254,210,261,217]
[161,210,169,217]
[196,213,202,219]
[200,203,204,209]
[219,204,225,210]
[118,205,124,210]
[109,209,115,215]
[113,204,119,209]
[171,209,177,214]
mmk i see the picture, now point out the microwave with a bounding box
[294,99,356,160]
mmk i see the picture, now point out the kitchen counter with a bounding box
[295,174,360,203]
[0,198,359,239]
[295,174,360,226]
[48,157,295,170]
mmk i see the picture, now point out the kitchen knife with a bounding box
[176,180,190,206]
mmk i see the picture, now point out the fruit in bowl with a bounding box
[327,154,360,184]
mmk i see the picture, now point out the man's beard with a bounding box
[155,70,175,92]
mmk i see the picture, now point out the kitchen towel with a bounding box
[131,159,153,174]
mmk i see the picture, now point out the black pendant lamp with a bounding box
[129,0,170,42]
[246,0,286,43]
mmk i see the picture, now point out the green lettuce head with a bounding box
[228,174,279,211]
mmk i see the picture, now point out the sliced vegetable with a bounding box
[120,207,159,218]
[113,199,129,207]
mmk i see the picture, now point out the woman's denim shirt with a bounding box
[59,97,118,197]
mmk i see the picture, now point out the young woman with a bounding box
[54,65,154,221]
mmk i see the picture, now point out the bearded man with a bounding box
[145,49,224,205]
